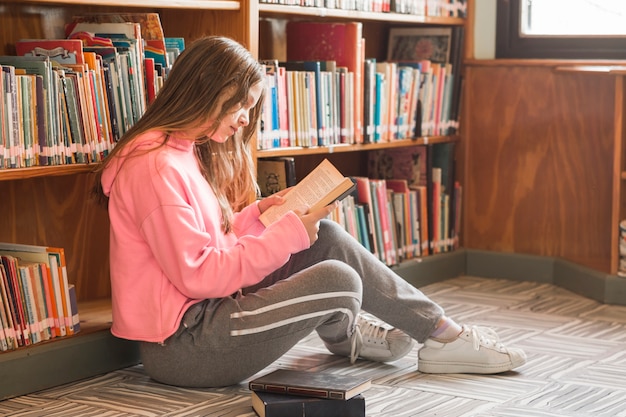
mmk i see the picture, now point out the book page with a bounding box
[259,158,353,226]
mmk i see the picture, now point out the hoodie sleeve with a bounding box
[232,201,266,237]
[138,200,309,300]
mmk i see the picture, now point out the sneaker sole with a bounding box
[418,357,525,374]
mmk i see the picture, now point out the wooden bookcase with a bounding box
[462,60,626,275]
[0,0,471,398]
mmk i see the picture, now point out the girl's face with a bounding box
[202,82,264,143]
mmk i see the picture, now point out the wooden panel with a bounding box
[0,4,251,55]
[463,64,616,272]
[159,9,249,46]
[0,174,111,301]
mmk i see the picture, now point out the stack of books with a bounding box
[248,369,370,417]
[0,242,79,351]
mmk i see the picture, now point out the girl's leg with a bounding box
[250,220,444,343]
[140,260,363,388]
[258,221,526,374]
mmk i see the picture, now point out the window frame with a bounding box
[496,0,626,59]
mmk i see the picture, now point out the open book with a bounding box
[259,158,356,227]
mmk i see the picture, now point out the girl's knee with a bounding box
[313,259,362,295]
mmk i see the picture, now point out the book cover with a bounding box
[251,391,365,417]
[259,60,282,149]
[1,255,30,346]
[430,142,456,251]
[0,242,73,336]
[387,27,452,64]
[286,21,363,144]
[16,263,42,344]
[352,176,379,260]
[281,61,325,146]
[386,179,416,259]
[0,64,6,168]
[362,58,376,143]
[368,145,428,189]
[68,284,80,333]
[0,56,56,168]
[15,39,85,65]
[257,157,296,197]
[0,264,17,349]
[416,185,430,256]
[259,159,355,227]
[249,369,371,400]
[371,179,396,265]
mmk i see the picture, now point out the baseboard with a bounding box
[393,250,466,288]
[0,331,140,400]
[396,248,626,306]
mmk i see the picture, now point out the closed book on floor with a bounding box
[249,369,371,400]
[251,391,365,417]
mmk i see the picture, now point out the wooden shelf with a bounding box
[0,298,112,356]
[257,136,459,158]
[74,298,114,334]
[8,0,240,10]
[0,164,98,181]
[259,4,465,25]
[555,65,626,74]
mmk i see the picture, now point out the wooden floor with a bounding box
[2,275,626,416]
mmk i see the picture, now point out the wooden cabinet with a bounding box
[0,0,469,398]
[462,61,626,275]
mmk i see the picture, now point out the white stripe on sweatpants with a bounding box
[230,291,360,318]
[230,308,355,336]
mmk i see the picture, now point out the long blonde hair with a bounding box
[93,36,265,233]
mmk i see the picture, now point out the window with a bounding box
[496,0,626,59]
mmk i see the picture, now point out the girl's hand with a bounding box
[258,188,291,214]
[298,201,338,245]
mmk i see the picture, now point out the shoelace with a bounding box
[470,326,504,351]
[349,317,390,364]
[349,325,362,364]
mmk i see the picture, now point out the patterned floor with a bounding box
[2,275,626,417]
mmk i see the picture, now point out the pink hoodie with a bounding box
[101,131,310,343]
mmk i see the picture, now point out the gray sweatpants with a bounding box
[140,220,444,387]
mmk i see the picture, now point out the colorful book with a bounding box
[352,176,379,260]
[286,21,363,144]
[251,391,365,417]
[0,242,75,336]
[249,369,371,400]
[15,39,85,65]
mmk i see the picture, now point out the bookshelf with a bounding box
[553,65,626,275]
[462,60,626,275]
[0,0,470,398]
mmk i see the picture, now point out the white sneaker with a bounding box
[325,313,415,364]
[418,325,526,374]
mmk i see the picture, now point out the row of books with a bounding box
[258,0,467,17]
[0,242,79,352]
[249,369,370,417]
[258,58,453,149]
[1,16,462,168]
[258,143,461,266]
[258,21,464,150]
[0,13,181,170]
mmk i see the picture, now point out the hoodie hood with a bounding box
[101,131,195,197]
